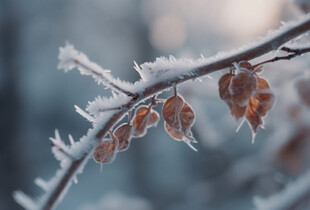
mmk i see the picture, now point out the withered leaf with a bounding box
[229,72,257,106]
[239,61,254,71]
[219,73,233,102]
[93,137,119,164]
[114,123,133,151]
[132,106,160,137]
[245,97,263,134]
[162,95,184,130]
[254,77,275,116]
[230,103,246,120]
[218,73,246,120]
[296,78,310,107]
[165,122,184,140]
[163,95,195,142]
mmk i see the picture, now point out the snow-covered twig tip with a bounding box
[58,43,136,97]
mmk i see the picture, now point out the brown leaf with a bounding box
[114,123,133,151]
[148,111,160,126]
[164,122,184,140]
[163,95,195,142]
[230,103,246,120]
[179,102,195,139]
[254,77,275,116]
[132,105,160,137]
[230,72,257,106]
[245,97,263,134]
[162,95,184,130]
[219,73,246,120]
[296,78,310,107]
[218,73,233,102]
[93,137,118,164]
[239,61,254,71]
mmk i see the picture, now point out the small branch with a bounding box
[253,46,310,68]
[74,59,138,98]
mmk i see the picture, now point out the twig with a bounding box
[253,46,310,68]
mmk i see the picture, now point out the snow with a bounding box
[254,168,310,210]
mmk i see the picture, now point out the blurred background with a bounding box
[1,0,310,209]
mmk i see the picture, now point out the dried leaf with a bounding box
[162,95,184,130]
[179,102,195,139]
[148,111,160,126]
[254,77,275,116]
[245,97,263,134]
[114,123,133,151]
[163,95,195,142]
[132,106,160,137]
[93,137,118,164]
[219,73,233,102]
[165,122,185,140]
[230,103,246,120]
[229,72,257,106]
[296,78,310,107]
[239,61,254,71]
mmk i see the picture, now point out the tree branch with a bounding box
[14,15,310,210]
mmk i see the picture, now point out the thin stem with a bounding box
[253,46,310,68]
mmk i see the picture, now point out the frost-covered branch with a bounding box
[14,15,310,210]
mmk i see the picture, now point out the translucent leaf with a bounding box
[230,103,246,120]
[218,73,233,102]
[245,97,263,134]
[132,106,160,137]
[254,77,275,116]
[229,72,257,106]
[92,136,118,164]
[164,122,185,140]
[114,123,133,152]
[162,95,196,142]
[162,95,184,130]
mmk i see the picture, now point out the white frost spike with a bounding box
[184,140,198,152]
[13,191,38,210]
[75,105,95,123]
[252,132,257,144]
[34,177,49,192]
[50,130,73,162]
[236,118,246,133]
[68,134,75,146]
[134,61,141,72]
[73,176,78,184]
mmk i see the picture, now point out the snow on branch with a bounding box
[14,14,310,210]
[254,168,310,210]
[58,43,136,97]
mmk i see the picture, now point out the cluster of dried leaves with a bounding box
[218,62,275,141]
[93,103,159,164]
[93,92,197,164]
